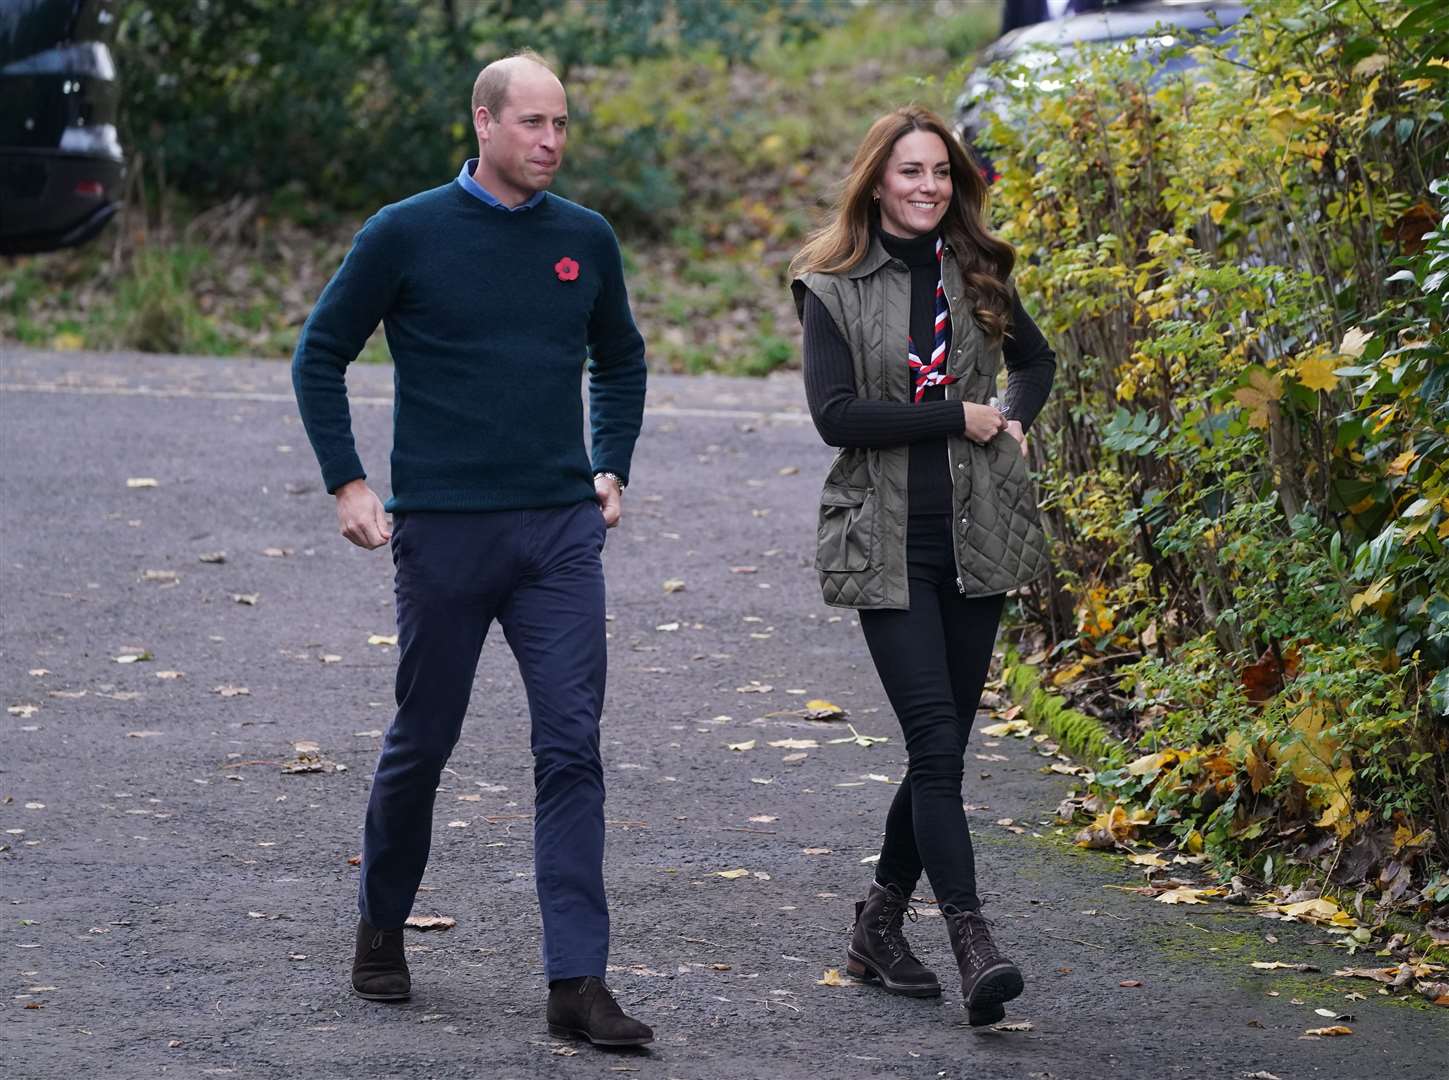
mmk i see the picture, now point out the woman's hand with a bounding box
[962,402,1008,444]
[1005,419,1027,457]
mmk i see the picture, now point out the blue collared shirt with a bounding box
[457,159,545,211]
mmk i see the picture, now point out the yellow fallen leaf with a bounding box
[661,579,686,593]
[1051,661,1086,687]
[803,699,843,719]
[768,738,818,750]
[1304,1026,1352,1037]
[367,634,399,646]
[125,477,158,488]
[1156,887,1221,905]
[726,740,756,752]
[712,869,751,879]
[1128,852,1169,868]
[816,968,853,987]
[1126,750,1177,777]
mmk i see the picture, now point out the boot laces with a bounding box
[952,910,1004,969]
[876,891,923,964]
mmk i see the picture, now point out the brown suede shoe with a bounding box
[547,976,653,1047]
[351,917,410,1002]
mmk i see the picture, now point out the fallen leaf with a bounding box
[198,552,227,564]
[736,683,773,694]
[1157,887,1221,905]
[1252,961,1320,972]
[712,869,751,880]
[662,579,687,593]
[993,1020,1033,1031]
[750,777,774,785]
[114,651,154,664]
[801,848,832,856]
[262,547,294,557]
[155,671,183,680]
[727,740,757,752]
[7,705,39,718]
[656,622,680,632]
[142,569,180,583]
[816,968,853,987]
[803,699,844,720]
[126,730,163,738]
[768,738,818,750]
[231,593,260,606]
[1303,1026,1352,1037]
[404,915,456,931]
[827,723,890,748]
[1119,980,1143,987]
[1128,852,1169,869]
[981,719,1032,738]
[748,815,777,824]
[367,634,398,647]
[125,477,158,488]
[212,685,250,698]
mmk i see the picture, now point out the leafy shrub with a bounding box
[984,0,1449,901]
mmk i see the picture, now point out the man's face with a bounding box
[476,68,568,201]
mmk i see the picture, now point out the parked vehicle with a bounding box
[955,0,1247,180]
[0,0,124,255]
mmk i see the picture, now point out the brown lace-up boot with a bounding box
[944,906,1023,1026]
[845,881,941,997]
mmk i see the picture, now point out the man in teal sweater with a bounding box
[292,50,652,1046]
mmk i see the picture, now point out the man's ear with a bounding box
[474,105,492,142]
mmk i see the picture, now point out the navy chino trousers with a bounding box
[358,500,611,982]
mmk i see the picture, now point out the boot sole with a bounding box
[964,960,1024,1010]
[547,1023,653,1047]
[846,950,942,998]
[352,986,410,1002]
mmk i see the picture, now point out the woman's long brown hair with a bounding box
[790,106,1015,338]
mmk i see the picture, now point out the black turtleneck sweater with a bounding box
[801,227,1056,517]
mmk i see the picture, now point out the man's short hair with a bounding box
[471,49,555,118]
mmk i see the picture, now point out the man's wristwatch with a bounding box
[593,470,626,493]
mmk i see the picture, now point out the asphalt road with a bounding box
[2,346,1445,1079]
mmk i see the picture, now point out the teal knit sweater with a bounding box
[292,181,646,512]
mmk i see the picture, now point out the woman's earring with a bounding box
[871,192,880,202]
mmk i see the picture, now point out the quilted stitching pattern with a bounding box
[797,243,1048,610]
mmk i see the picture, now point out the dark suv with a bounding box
[955,1,1247,181]
[0,0,124,255]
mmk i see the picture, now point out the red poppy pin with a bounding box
[554,256,580,282]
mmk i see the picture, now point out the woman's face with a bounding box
[874,130,952,239]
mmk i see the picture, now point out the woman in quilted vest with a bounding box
[788,106,1056,1027]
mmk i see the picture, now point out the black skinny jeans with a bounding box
[859,514,1005,912]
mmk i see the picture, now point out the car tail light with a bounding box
[74,179,105,197]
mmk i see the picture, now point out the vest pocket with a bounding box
[816,485,877,572]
